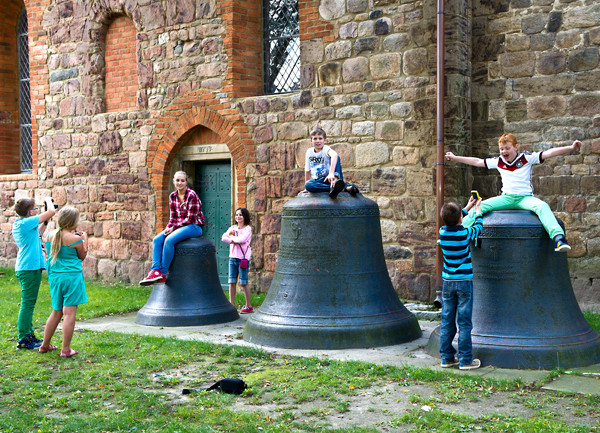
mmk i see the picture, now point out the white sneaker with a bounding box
[441,358,459,368]
[459,359,481,370]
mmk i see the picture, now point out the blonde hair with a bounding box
[50,206,79,264]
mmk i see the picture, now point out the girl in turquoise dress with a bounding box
[39,207,88,357]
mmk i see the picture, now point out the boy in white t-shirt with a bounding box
[445,133,581,252]
[301,128,359,198]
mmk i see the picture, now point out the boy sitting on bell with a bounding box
[445,133,581,252]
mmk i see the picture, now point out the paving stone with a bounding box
[542,375,600,395]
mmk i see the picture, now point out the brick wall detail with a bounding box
[222,0,263,97]
[299,0,334,42]
[105,16,138,113]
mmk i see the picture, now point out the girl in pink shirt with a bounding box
[221,208,253,313]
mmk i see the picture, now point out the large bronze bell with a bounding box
[427,210,600,369]
[244,193,422,349]
[136,237,239,327]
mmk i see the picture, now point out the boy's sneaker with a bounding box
[240,306,253,314]
[459,359,481,370]
[554,235,571,252]
[440,358,459,368]
[140,270,165,286]
[17,337,41,350]
[329,179,345,199]
[27,333,43,344]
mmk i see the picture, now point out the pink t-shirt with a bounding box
[221,225,252,259]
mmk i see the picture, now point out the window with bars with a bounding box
[18,9,32,173]
[263,0,300,95]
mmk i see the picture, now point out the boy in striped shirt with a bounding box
[438,196,483,370]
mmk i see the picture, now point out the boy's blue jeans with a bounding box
[305,161,344,192]
[152,224,203,274]
[440,279,474,367]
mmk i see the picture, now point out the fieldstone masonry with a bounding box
[0,0,599,310]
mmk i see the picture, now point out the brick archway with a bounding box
[148,90,254,229]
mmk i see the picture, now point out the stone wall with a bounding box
[470,0,600,309]
[0,0,598,309]
[242,0,447,300]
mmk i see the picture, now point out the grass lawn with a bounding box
[1,267,599,432]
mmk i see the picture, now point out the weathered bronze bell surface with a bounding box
[244,192,422,349]
[427,210,600,368]
[136,237,239,327]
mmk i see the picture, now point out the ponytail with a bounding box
[50,228,63,265]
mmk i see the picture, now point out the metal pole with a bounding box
[434,0,445,307]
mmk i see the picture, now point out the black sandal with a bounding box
[329,179,345,199]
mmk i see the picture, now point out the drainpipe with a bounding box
[434,0,445,308]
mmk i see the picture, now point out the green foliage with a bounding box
[583,310,600,332]
[394,408,598,433]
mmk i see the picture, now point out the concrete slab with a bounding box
[542,374,600,395]
[76,313,600,395]
[475,367,549,384]
[570,364,600,374]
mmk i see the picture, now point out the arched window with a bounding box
[17,8,31,172]
[263,0,300,94]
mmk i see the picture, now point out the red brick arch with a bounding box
[148,90,255,229]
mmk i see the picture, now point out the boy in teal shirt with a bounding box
[13,197,56,349]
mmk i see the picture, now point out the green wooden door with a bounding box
[194,161,231,289]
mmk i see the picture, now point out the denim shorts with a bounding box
[228,258,248,285]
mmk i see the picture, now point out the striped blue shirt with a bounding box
[439,211,483,280]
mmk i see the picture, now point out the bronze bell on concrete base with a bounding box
[136,237,239,327]
[427,210,600,369]
[244,193,422,349]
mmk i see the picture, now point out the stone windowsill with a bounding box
[0,173,37,182]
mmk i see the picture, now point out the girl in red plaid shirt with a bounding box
[140,171,204,285]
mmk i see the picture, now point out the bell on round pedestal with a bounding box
[136,237,239,327]
[244,193,422,349]
[427,210,600,369]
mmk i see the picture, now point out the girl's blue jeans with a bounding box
[440,279,474,367]
[152,224,203,274]
[228,258,249,285]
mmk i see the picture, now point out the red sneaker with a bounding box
[240,306,253,314]
[139,270,164,286]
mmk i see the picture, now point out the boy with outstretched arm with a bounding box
[12,197,56,349]
[301,128,359,198]
[445,133,581,252]
[439,196,483,370]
